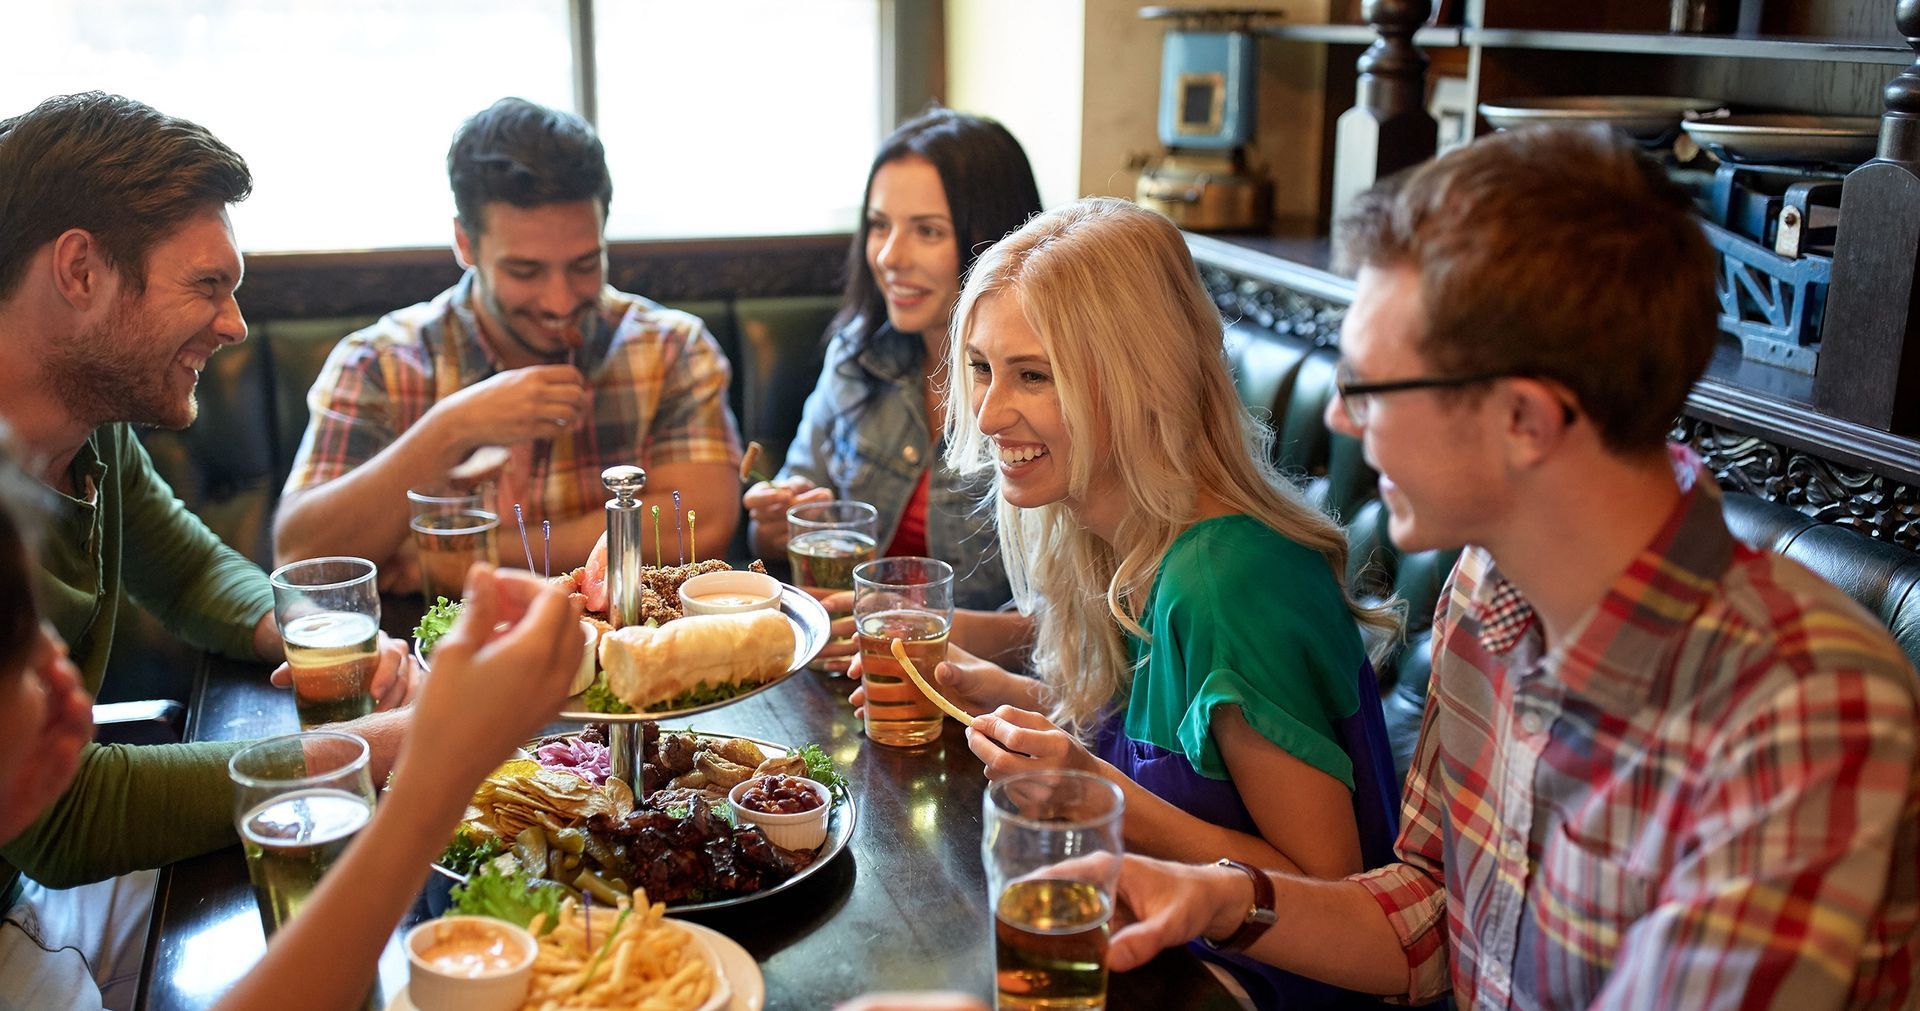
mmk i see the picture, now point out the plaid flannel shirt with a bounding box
[284,271,741,526]
[1354,448,1920,1009]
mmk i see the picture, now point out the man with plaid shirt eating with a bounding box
[1084,124,1920,1008]
[274,98,742,587]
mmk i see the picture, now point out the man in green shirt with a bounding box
[0,92,414,1009]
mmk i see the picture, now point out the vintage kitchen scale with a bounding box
[1478,96,1880,376]
[1135,6,1283,231]
[1681,114,1881,375]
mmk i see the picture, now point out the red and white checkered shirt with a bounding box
[284,270,740,527]
[1355,448,1920,1009]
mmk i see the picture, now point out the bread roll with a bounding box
[598,610,793,710]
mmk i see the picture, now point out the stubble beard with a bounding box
[47,297,196,431]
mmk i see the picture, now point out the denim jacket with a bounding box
[779,324,1011,611]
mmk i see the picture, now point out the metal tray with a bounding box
[1478,95,1724,142]
[1682,114,1881,167]
[555,583,830,722]
[431,732,857,914]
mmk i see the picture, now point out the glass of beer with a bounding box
[983,771,1126,1011]
[407,487,499,604]
[269,556,381,729]
[790,500,878,671]
[853,556,953,747]
[228,730,376,937]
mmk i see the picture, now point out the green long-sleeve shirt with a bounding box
[4,424,272,901]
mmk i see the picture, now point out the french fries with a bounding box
[890,638,972,724]
[521,892,718,1010]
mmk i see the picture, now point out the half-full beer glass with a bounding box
[269,556,380,728]
[983,771,1125,1011]
[407,486,499,604]
[228,731,375,936]
[854,556,953,746]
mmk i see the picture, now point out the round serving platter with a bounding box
[555,582,831,722]
[429,732,856,914]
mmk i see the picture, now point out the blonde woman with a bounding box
[861,198,1403,1007]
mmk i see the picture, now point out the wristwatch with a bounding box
[1200,858,1277,953]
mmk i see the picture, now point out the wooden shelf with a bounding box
[1467,28,1913,65]
[1189,232,1920,486]
[1259,23,1465,49]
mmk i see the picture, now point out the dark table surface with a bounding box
[138,642,1242,1009]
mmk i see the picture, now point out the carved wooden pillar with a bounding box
[1814,0,1920,433]
[1330,0,1437,223]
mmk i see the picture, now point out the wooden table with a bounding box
[137,650,1241,1009]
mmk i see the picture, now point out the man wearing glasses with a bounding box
[1090,125,1920,1007]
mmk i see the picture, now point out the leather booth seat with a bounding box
[1220,321,1920,779]
[114,295,838,705]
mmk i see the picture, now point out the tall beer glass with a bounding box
[228,731,375,937]
[269,556,380,728]
[407,486,499,604]
[791,500,879,672]
[983,771,1125,1011]
[854,556,953,747]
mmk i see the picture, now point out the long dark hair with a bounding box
[831,108,1043,391]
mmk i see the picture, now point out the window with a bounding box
[0,0,883,251]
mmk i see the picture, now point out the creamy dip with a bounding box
[421,922,521,978]
[693,592,765,607]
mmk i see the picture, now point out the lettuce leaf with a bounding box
[449,862,563,934]
[413,597,464,656]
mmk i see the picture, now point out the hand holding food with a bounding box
[426,364,589,458]
[964,705,1100,781]
[743,476,831,554]
[847,642,1009,718]
[405,565,586,788]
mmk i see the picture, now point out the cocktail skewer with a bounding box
[687,510,698,565]
[673,491,684,565]
[542,520,552,579]
[513,503,535,572]
[650,505,662,568]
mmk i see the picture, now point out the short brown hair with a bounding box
[0,92,252,302]
[1337,124,1716,453]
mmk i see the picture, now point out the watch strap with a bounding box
[1200,858,1277,953]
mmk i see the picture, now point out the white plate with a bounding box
[384,919,762,1011]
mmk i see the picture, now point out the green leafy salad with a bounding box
[450,861,564,934]
[412,597,464,655]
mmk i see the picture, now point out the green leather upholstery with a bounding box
[1225,321,1920,780]
[116,296,836,703]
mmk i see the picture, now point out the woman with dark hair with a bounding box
[743,108,1044,667]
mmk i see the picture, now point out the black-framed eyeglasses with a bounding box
[1333,362,1578,428]
[1333,362,1516,427]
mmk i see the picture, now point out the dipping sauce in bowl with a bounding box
[421,920,521,977]
[679,570,782,616]
[405,915,537,1011]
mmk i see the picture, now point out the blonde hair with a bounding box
[946,197,1403,734]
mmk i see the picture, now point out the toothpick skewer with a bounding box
[687,510,698,565]
[513,503,535,572]
[650,505,662,568]
[542,520,551,579]
[673,491,684,565]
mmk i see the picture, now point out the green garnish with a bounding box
[581,678,632,714]
[450,863,563,934]
[799,742,850,795]
[576,904,631,994]
[413,597,464,655]
[440,828,505,877]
